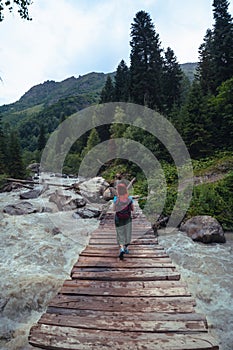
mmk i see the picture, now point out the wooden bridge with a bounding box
[28,205,219,349]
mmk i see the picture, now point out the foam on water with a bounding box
[0,190,99,350]
[0,186,232,350]
[159,231,233,350]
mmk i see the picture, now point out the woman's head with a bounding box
[117,183,128,199]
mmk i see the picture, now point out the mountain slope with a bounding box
[1,72,113,114]
[0,63,197,152]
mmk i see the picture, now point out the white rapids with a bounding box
[0,180,232,350]
[0,181,99,350]
[159,230,233,350]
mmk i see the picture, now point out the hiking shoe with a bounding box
[119,248,125,260]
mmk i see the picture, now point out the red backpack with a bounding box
[115,198,132,219]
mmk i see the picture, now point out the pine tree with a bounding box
[114,60,130,102]
[100,75,115,103]
[80,128,102,177]
[38,124,46,151]
[182,81,213,158]
[209,77,233,150]
[82,128,101,158]
[0,0,32,22]
[7,131,25,178]
[212,0,233,89]
[197,29,216,94]
[129,10,164,110]
[198,0,233,94]
[0,115,7,174]
[162,47,183,114]
[110,106,128,138]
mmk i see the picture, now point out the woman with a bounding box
[113,183,134,260]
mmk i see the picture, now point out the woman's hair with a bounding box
[117,183,128,200]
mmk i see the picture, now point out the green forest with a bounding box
[0,0,233,229]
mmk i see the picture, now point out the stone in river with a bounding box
[180,215,226,243]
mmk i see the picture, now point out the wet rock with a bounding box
[0,182,24,192]
[102,186,116,201]
[40,207,53,213]
[20,187,43,199]
[0,297,8,312]
[27,162,40,173]
[74,197,86,208]
[73,206,101,219]
[180,215,226,244]
[49,189,86,211]
[52,227,62,235]
[79,177,109,203]
[3,202,38,215]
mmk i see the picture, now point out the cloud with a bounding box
[0,0,232,105]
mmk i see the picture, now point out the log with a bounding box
[5,177,71,188]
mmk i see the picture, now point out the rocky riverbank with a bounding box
[0,174,232,350]
[0,175,105,350]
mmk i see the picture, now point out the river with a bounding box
[0,184,99,350]
[159,230,233,350]
[0,185,232,350]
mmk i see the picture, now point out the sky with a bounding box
[0,0,232,106]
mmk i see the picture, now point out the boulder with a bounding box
[102,186,116,201]
[79,177,109,203]
[180,215,226,243]
[3,201,38,215]
[48,189,86,211]
[27,162,40,173]
[73,206,101,219]
[20,187,43,199]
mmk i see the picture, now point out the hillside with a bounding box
[0,72,113,114]
[0,63,197,152]
[0,63,196,115]
[180,62,197,81]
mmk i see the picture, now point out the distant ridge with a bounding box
[0,63,197,151]
[0,63,196,112]
[0,72,114,113]
[180,62,197,81]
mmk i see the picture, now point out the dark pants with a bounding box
[115,216,132,246]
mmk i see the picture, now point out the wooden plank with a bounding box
[90,234,148,239]
[62,279,189,290]
[89,231,156,238]
[72,267,176,272]
[92,238,158,243]
[48,295,196,313]
[38,312,208,333]
[29,324,219,350]
[44,309,207,322]
[89,238,158,244]
[82,245,165,251]
[71,268,180,281]
[73,267,177,272]
[80,251,169,258]
[76,256,172,265]
[90,230,154,235]
[89,239,157,248]
[87,243,159,248]
[60,283,191,298]
[72,257,175,273]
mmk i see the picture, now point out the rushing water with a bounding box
[0,187,99,350]
[159,230,233,350]
[0,185,232,350]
